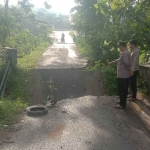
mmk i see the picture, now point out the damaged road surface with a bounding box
[37,31,87,69]
[2,31,150,150]
[32,31,105,102]
[3,96,150,150]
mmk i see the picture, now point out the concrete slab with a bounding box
[37,31,87,69]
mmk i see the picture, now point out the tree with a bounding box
[18,0,34,14]
[4,0,9,13]
[72,0,150,63]
[0,0,52,53]
[44,1,51,10]
[35,9,72,30]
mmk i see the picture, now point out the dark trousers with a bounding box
[118,78,129,108]
[130,71,139,99]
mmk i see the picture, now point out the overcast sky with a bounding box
[1,0,76,14]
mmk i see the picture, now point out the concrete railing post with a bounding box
[6,48,17,69]
[140,64,150,94]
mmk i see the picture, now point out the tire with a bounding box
[26,106,48,116]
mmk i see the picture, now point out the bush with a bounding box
[0,99,27,125]
[0,42,50,127]
[89,60,118,96]
[7,42,50,101]
[69,31,75,37]
[76,35,119,96]
[6,30,35,55]
[76,36,93,59]
[137,74,149,95]
[6,29,52,56]
[101,66,118,95]
[76,36,119,63]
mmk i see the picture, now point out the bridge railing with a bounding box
[0,47,17,98]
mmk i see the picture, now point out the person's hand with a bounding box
[130,69,134,76]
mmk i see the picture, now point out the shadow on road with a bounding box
[78,97,150,150]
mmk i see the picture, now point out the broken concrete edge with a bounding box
[34,66,87,70]
[129,102,150,131]
[137,92,150,108]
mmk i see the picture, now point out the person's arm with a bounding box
[131,51,139,71]
[122,52,130,71]
[108,59,119,65]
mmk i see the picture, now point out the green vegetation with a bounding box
[137,77,149,95]
[72,0,150,95]
[0,0,53,126]
[88,60,118,95]
[47,78,57,105]
[0,0,71,127]
[0,99,27,127]
[101,66,118,95]
[69,31,75,38]
[0,42,50,126]
[7,43,49,101]
[35,9,72,30]
[6,29,52,56]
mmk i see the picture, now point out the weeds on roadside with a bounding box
[0,42,50,127]
[0,99,27,126]
[137,75,149,95]
[88,60,118,96]
[47,77,57,105]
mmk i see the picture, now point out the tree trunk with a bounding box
[5,0,9,15]
[3,0,9,46]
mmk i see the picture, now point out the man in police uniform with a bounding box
[128,40,139,101]
[108,42,131,109]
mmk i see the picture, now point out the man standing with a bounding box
[128,40,139,101]
[61,33,65,43]
[108,42,131,109]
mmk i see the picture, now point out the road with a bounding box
[1,31,150,150]
[2,96,150,150]
[37,31,87,69]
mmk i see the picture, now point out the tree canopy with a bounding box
[0,0,53,55]
[72,0,150,63]
[0,0,71,51]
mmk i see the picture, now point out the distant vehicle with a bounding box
[61,33,65,43]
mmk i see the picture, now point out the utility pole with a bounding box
[4,0,9,14]
[3,0,9,46]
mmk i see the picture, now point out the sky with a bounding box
[1,0,76,14]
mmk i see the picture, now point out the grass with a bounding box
[87,60,118,96]
[0,42,50,127]
[0,99,27,127]
[101,66,118,96]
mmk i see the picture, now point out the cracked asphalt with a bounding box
[37,31,87,69]
[2,96,150,150]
